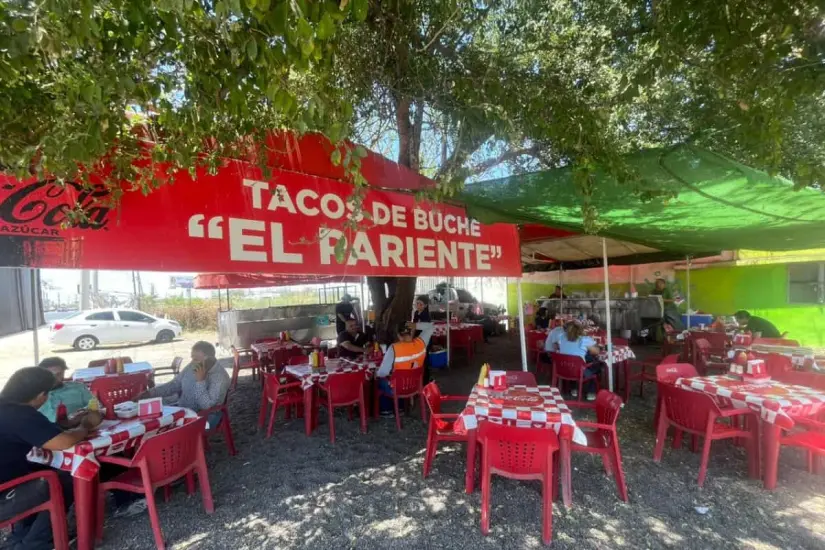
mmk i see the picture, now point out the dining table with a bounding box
[454,384,587,507]
[27,406,198,550]
[675,375,825,489]
[284,358,381,435]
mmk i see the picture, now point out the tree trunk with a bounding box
[367,94,421,344]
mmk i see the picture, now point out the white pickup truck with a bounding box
[426,286,503,321]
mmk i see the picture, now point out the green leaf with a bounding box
[301,38,315,57]
[12,19,28,33]
[317,12,335,40]
[246,38,258,61]
[331,149,342,165]
[353,0,368,21]
[333,235,347,263]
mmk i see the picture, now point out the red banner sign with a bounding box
[0,161,521,277]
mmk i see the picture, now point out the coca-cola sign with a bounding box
[0,179,112,237]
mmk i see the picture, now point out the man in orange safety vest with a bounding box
[375,321,435,416]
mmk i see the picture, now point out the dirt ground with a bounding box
[0,327,216,385]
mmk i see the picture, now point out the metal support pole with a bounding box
[559,265,565,315]
[31,269,40,365]
[517,278,528,371]
[602,239,614,392]
[226,288,231,311]
[686,256,692,330]
[361,276,367,332]
[479,277,484,316]
[446,277,451,365]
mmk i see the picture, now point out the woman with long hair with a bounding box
[558,321,604,401]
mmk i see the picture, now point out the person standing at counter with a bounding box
[734,310,782,338]
[649,278,683,331]
[335,294,357,335]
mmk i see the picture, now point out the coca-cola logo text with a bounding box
[0,180,111,235]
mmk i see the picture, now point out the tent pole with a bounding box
[218,287,223,312]
[361,276,367,332]
[686,256,692,330]
[601,238,614,392]
[559,265,564,315]
[31,269,40,365]
[517,278,528,371]
[227,288,231,311]
[446,277,451,366]
[479,277,484,316]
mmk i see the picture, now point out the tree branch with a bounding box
[467,145,542,176]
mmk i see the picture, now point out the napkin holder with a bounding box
[138,397,163,418]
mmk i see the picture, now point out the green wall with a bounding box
[676,264,825,347]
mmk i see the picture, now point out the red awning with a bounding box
[193,273,362,289]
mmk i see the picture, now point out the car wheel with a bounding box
[155,329,175,343]
[74,335,99,351]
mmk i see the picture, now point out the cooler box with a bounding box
[429,350,448,369]
[681,314,714,329]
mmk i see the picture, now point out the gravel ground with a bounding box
[22,334,825,549]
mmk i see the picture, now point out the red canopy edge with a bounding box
[194,273,362,289]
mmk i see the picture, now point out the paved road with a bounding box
[0,328,217,388]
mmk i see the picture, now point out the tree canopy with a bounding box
[2,0,824,336]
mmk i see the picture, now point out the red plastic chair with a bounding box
[753,337,800,347]
[450,329,475,360]
[421,382,469,478]
[96,417,213,550]
[317,370,368,444]
[505,371,537,386]
[534,339,553,379]
[230,347,260,389]
[694,331,729,357]
[90,373,150,419]
[198,392,236,455]
[0,471,70,550]
[761,353,794,376]
[626,353,679,401]
[373,368,426,430]
[568,390,628,501]
[258,372,304,438]
[88,356,134,368]
[287,354,308,366]
[152,356,183,380]
[478,421,559,545]
[780,416,825,476]
[693,338,728,376]
[653,384,758,487]
[549,352,599,401]
[773,370,825,391]
[653,362,699,431]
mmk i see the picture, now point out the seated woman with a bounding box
[413,295,431,323]
[139,341,230,427]
[558,321,603,401]
[534,307,550,330]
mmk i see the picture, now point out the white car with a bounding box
[49,309,182,350]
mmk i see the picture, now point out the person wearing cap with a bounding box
[374,320,436,416]
[335,294,357,335]
[37,357,95,427]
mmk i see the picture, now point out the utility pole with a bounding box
[91,270,99,308]
[80,270,91,310]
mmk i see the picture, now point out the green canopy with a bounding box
[461,146,825,258]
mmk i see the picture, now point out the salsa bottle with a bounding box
[56,402,68,424]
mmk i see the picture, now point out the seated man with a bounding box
[37,357,95,426]
[734,310,782,339]
[0,367,102,550]
[375,321,435,417]
[337,319,371,360]
[535,307,551,330]
[139,341,230,427]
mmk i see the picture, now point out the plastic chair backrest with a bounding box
[694,331,727,350]
[133,417,207,484]
[88,356,133,368]
[661,354,680,365]
[452,330,473,345]
[773,370,825,390]
[549,353,587,379]
[254,337,279,344]
[478,421,559,476]
[655,363,698,384]
[263,372,289,397]
[753,338,800,347]
[760,352,793,375]
[391,368,424,395]
[422,382,443,415]
[323,370,366,405]
[505,371,537,386]
[657,383,720,431]
[594,390,623,427]
[288,355,307,366]
[90,373,149,414]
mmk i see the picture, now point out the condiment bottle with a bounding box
[56,402,68,424]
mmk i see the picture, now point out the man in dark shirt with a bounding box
[335,294,356,335]
[735,310,782,338]
[0,366,101,550]
[337,319,370,360]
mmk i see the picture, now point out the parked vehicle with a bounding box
[425,285,503,321]
[49,309,182,350]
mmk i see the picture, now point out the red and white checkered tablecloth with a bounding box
[599,345,635,363]
[285,359,380,390]
[250,341,304,355]
[432,323,483,337]
[675,375,825,430]
[27,406,197,481]
[456,385,587,446]
[734,344,825,370]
